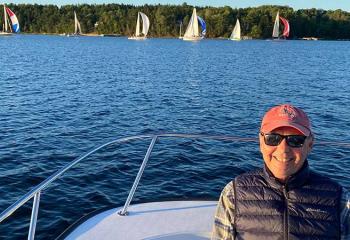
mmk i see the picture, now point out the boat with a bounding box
[67,11,82,37]
[0,133,256,240]
[0,4,20,36]
[183,8,206,41]
[272,11,290,40]
[128,12,150,40]
[229,19,241,41]
[301,37,319,41]
[101,34,122,37]
[1,133,350,239]
[74,11,82,35]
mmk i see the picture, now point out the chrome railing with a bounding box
[1,133,348,239]
[0,133,258,240]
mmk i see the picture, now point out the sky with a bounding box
[9,0,350,12]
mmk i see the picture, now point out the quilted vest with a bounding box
[234,162,342,240]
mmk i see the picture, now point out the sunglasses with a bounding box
[260,132,307,148]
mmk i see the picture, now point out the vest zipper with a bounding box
[283,186,289,240]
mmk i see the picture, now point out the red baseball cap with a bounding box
[260,104,311,136]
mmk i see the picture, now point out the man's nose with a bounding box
[276,138,292,154]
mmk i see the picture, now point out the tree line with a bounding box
[3,3,350,39]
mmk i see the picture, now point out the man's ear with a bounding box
[259,133,265,153]
[307,134,314,151]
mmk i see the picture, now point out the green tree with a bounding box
[5,3,350,40]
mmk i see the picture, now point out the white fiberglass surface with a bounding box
[65,201,216,240]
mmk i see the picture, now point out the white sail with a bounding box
[74,11,77,34]
[193,9,199,37]
[140,12,150,37]
[135,12,140,36]
[272,11,280,38]
[184,8,199,38]
[230,19,241,40]
[74,11,82,35]
[129,12,149,40]
[77,21,81,34]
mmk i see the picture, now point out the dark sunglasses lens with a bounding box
[286,136,307,147]
[264,134,282,146]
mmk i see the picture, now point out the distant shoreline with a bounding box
[17,33,350,41]
[8,4,350,40]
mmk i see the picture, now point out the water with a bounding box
[0,35,350,239]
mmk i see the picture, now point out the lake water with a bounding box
[0,35,350,239]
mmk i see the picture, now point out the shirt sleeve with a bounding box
[341,187,350,240]
[211,181,236,240]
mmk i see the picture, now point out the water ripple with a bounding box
[0,36,350,239]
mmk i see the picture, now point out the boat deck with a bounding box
[63,200,217,240]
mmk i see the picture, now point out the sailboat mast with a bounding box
[179,22,182,37]
[3,4,8,32]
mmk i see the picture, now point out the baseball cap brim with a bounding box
[261,121,311,136]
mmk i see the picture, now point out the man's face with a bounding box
[259,126,313,182]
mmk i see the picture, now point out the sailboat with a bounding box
[0,4,20,36]
[74,11,82,35]
[66,11,82,37]
[183,8,206,41]
[128,12,150,40]
[229,19,241,41]
[272,11,290,40]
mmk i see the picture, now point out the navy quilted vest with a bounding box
[234,162,342,240]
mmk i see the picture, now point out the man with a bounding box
[212,104,350,240]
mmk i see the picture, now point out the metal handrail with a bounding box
[0,133,258,239]
[0,134,257,222]
[0,134,153,223]
[119,136,158,215]
[28,192,40,240]
[1,133,348,239]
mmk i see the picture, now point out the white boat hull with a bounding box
[128,36,147,40]
[182,36,203,41]
[63,200,216,240]
[0,31,12,36]
[67,33,84,37]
